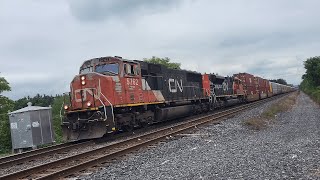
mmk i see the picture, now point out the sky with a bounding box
[0,0,318,100]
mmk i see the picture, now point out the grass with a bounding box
[244,92,298,130]
[0,152,11,158]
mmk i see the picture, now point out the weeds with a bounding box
[244,92,298,130]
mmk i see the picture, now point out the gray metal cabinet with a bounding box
[8,102,54,152]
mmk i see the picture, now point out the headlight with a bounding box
[81,81,86,85]
[81,76,85,81]
[87,101,91,107]
[64,105,69,110]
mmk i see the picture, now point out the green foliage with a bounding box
[143,56,181,69]
[300,56,320,103]
[51,95,64,143]
[270,78,288,85]
[14,94,55,110]
[302,56,320,86]
[0,76,13,153]
[0,77,10,95]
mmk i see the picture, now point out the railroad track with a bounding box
[0,140,93,170]
[0,94,289,180]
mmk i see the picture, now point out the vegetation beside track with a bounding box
[300,56,320,104]
[244,92,298,130]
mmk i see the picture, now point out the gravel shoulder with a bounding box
[82,93,320,180]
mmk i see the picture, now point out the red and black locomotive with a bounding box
[62,56,293,141]
[62,56,210,141]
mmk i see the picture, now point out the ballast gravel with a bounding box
[81,93,320,180]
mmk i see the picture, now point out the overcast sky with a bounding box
[0,0,318,100]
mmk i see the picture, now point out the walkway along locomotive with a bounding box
[61,56,293,141]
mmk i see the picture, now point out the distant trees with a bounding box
[14,94,55,110]
[143,56,181,69]
[270,79,288,85]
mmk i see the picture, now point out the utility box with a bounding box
[8,102,55,152]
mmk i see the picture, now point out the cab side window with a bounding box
[124,64,132,75]
[124,64,127,74]
[124,63,140,76]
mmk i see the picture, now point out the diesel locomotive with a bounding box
[61,56,293,141]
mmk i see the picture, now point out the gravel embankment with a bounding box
[82,93,320,180]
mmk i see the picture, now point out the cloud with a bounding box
[1,0,319,100]
[68,0,182,22]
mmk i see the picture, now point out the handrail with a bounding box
[99,92,115,125]
[98,79,115,126]
[60,92,70,124]
[59,102,64,124]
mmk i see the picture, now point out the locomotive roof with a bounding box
[80,56,201,75]
[80,56,138,69]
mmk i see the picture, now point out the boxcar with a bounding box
[234,73,259,101]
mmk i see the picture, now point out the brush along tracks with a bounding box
[0,93,291,180]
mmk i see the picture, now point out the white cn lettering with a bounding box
[169,78,183,93]
[74,88,101,103]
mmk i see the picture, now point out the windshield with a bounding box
[80,67,93,74]
[95,63,119,75]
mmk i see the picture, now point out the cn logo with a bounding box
[169,78,183,93]
[74,88,101,103]
[222,82,229,91]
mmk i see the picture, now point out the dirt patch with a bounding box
[244,92,298,130]
[244,117,267,130]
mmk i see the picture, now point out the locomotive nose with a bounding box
[71,73,112,110]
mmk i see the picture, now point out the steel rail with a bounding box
[0,141,93,169]
[0,93,289,180]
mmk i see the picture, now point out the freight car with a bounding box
[233,73,260,102]
[270,82,293,95]
[61,56,294,141]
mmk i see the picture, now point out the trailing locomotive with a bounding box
[202,74,245,108]
[61,56,294,141]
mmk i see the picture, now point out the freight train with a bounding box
[61,56,294,141]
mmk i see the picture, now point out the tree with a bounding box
[0,76,13,153]
[143,56,181,69]
[300,56,320,103]
[302,56,320,86]
[0,77,10,95]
